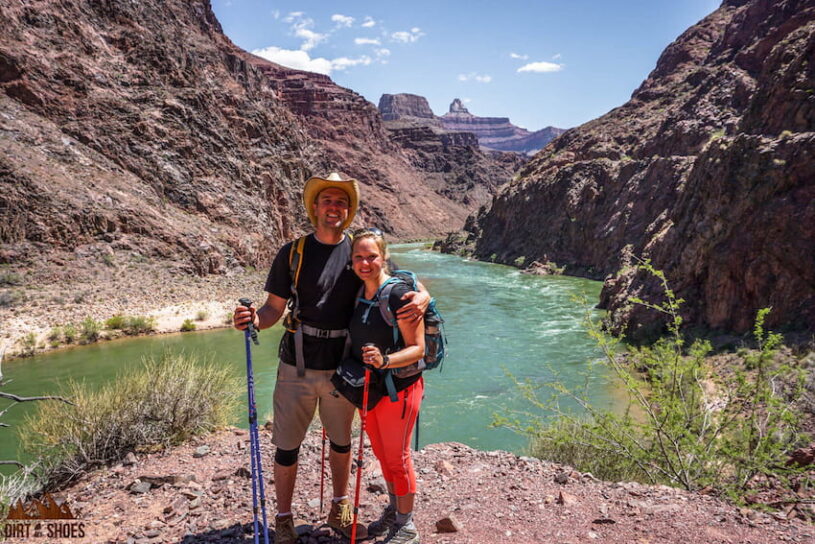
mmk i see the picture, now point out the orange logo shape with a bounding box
[6,493,76,520]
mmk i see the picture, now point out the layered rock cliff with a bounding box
[0,0,510,278]
[440,99,567,154]
[377,95,526,209]
[467,0,815,340]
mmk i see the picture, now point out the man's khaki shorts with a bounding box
[272,361,355,450]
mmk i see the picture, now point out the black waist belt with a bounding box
[293,325,348,377]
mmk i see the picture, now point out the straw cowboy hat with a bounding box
[303,172,360,231]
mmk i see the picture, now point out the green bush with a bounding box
[195,310,210,322]
[180,319,196,332]
[47,327,63,348]
[496,261,808,501]
[20,333,38,357]
[79,317,102,344]
[125,315,156,335]
[20,351,238,489]
[105,314,127,330]
[63,324,77,344]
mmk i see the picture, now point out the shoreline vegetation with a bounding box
[0,240,438,361]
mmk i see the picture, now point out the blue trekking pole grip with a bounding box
[239,298,269,544]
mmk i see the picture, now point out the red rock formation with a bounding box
[469,0,815,340]
[0,0,514,281]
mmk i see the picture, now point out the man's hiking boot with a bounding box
[274,513,298,544]
[382,523,420,544]
[367,504,397,537]
[327,498,368,540]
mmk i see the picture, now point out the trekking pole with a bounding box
[319,427,327,514]
[413,412,420,451]
[350,365,372,544]
[239,298,270,544]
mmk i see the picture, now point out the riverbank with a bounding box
[0,255,268,360]
[16,426,811,544]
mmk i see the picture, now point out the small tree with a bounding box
[496,261,808,500]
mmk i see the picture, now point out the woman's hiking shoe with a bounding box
[367,504,397,536]
[382,523,420,544]
[327,498,368,539]
[274,514,298,544]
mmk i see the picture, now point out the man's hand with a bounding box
[233,305,258,331]
[397,289,430,321]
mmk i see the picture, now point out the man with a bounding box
[234,173,428,544]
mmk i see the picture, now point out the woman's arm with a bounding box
[362,316,425,370]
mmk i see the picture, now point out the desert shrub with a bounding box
[0,290,23,308]
[195,310,209,322]
[496,262,808,501]
[20,333,38,357]
[180,319,196,332]
[20,351,238,489]
[0,271,22,286]
[47,327,63,348]
[124,315,156,335]
[105,314,127,330]
[79,317,102,344]
[62,324,77,344]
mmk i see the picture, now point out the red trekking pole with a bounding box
[350,367,371,544]
[319,427,327,514]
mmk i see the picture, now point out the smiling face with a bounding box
[352,236,387,282]
[312,187,350,231]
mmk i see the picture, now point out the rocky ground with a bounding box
[7,427,813,544]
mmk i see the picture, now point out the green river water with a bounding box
[0,244,614,469]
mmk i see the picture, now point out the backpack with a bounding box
[366,270,447,377]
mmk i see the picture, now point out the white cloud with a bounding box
[283,11,303,23]
[272,10,280,19]
[391,28,424,43]
[458,72,492,83]
[295,25,327,51]
[461,98,472,103]
[355,37,381,45]
[331,14,354,27]
[517,61,564,73]
[252,46,333,75]
[252,46,374,75]
[552,53,562,60]
[510,52,528,60]
[374,48,391,57]
[332,56,372,70]
[361,16,376,28]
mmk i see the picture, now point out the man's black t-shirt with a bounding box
[348,280,421,392]
[265,234,362,371]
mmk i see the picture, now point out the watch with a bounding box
[381,355,390,368]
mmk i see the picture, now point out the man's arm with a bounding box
[233,292,287,331]
[396,281,430,321]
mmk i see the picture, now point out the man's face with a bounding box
[313,187,350,230]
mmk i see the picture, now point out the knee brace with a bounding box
[274,446,300,466]
[330,440,351,454]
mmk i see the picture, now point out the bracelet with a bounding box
[381,355,390,368]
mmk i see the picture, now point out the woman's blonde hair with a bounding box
[351,228,390,272]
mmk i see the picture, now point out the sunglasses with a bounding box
[352,227,384,237]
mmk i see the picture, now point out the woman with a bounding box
[348,229,425,544]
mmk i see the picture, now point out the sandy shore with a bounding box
[0,256,269,360]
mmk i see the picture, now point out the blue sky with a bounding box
[211,0,721,130]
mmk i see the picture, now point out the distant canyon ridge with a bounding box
[379,94,566,155]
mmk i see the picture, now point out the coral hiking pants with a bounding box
[364,377,424,496]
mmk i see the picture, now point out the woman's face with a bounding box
[352,237,384,281]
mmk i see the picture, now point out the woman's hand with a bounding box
[362,344,386,368]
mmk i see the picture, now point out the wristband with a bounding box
[381,354,390,368]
